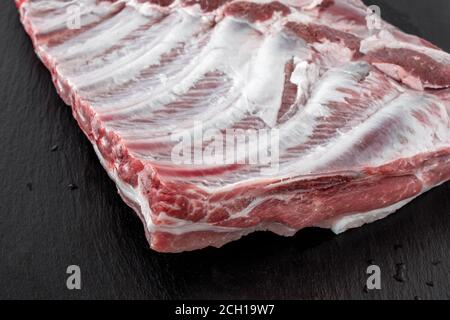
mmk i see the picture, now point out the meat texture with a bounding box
[16,0,450,252]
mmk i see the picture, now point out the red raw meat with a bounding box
[17,0,450,252]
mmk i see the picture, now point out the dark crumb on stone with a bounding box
[26,183,33,191]
[425,281,434,287]
[414,296,422,300]
[68,183,78,190]
[432,260,442,266]
[51,144,59,152]
[393,263,406,283]
[394,244,403,250]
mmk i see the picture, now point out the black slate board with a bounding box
[0,0,449,300]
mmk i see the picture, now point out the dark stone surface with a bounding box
[0,0,449,299]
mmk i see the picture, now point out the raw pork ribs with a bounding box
[17,0,450,252]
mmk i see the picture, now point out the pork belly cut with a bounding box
[17,0,450,252]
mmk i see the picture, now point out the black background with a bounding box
[1,0,449,300]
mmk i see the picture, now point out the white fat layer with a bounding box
[243,32,305,127]
[152,212,240,235]
[322,195,418,234]
[290,58,319,102]
[126,0,175,15]
[304,0,323,10]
